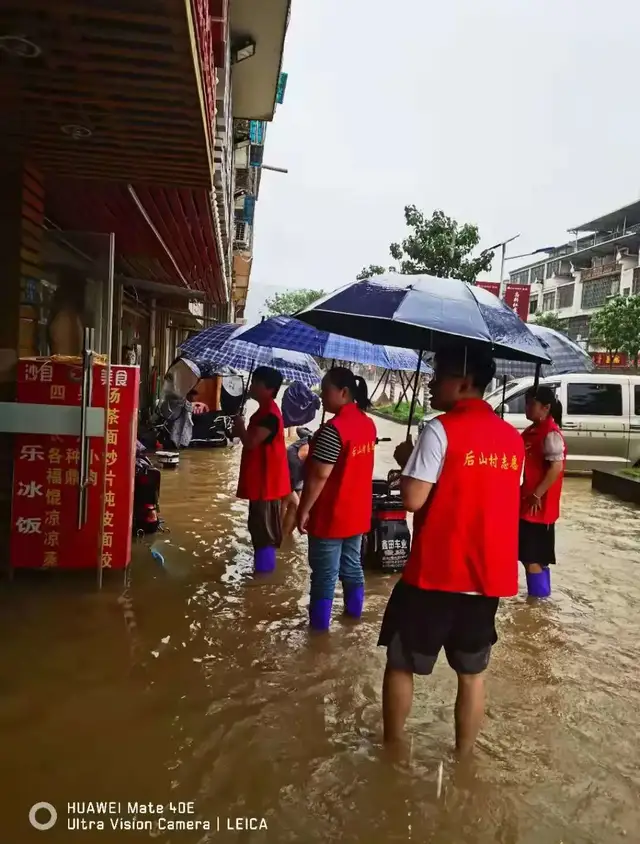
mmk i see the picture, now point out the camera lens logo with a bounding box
[29,802,58,831]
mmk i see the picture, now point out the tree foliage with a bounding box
[356,264,386,281]
[358,206,494,283]
[534,312,565,332]
[589,295,640,365]
[263,288,325,317]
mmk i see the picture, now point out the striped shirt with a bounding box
[310,425,342,464]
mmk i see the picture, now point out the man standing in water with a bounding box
[234,367,291,573]
[378,348,524,755]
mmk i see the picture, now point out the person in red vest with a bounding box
[297,367,377,631]
[234,366,291,574]
[379,347,524,756]
[520,385,566,598]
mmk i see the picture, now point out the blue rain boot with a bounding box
[309,598,333,631]
[343,583,365,619]
[526,568,551,598]
[254,546,276,574]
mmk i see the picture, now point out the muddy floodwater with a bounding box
[1,412,639,844]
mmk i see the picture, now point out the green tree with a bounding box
[589,295,640,367]
[391,206,494,282]
[356,264,387,280]
[263,288,325,317]
[534,312,565,332]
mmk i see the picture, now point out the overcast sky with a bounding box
[246,0,640,320]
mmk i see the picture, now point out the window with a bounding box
[530,264,545,283]
[635,385,640,416]
[510,270,529,286]
[542,291,556,311]
[546,260,561,279]
[581,276,618,309]
[529,296,538,314]
[556,284,574,309]
[567,383,622,417]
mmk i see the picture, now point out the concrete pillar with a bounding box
[0,158,44,567]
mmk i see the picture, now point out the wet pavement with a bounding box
[1,412,640,843]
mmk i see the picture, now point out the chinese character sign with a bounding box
[11,360,139,571]
[503,283,531,323]
[475,281,501,297]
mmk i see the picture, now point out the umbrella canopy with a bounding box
[296,273,551,365]
[179,323,322,387]
[495,324,595,379]
[238,315,431,373]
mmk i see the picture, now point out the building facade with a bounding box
[509,200,640,351]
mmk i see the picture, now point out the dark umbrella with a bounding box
[295,273,550,365]
[296,273,550,435]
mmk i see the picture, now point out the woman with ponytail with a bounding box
[297,367,377,631]
[520,385,566,598]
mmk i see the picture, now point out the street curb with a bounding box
[369,408,422,427]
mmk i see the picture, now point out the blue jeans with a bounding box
[308,535,364,601]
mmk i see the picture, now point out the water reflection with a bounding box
[0,414,638,842]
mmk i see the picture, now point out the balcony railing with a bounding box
[633,267,640,295]
[580,263,618,281]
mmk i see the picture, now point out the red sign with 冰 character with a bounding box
[10,359,139,571]
[503,283,531,323]
[475,281,501,297]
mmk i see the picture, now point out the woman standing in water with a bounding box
[297,368,377,631]
[520,385,566,598]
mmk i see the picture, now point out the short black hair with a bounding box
[252,366,283,396]
[434,347,496,393]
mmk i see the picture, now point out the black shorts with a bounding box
[519,519,555,566]
[248,500,283,550]
[377,581,499,676]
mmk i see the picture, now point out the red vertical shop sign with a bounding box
[503,283,531,322]
[10,360,139,571]
[475,281,501,297]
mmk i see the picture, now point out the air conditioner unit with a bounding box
[234,221,251,250]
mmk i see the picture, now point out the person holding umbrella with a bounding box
[519,385,566,598]
[379,347,524,756]
[234,366,291,574]
[297,367,377,631]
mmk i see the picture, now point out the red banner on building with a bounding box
[503,283,531,323]
[10,360,139,571]
[475,281,501,297]
[591,352,628,368]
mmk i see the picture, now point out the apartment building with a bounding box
[509,200,640,349]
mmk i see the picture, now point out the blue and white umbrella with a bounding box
[238,315,431,373]
[178,323,322,387]
[495,324,595,379]
[296,273,550,365]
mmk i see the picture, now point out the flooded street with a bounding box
[1,412,640,844]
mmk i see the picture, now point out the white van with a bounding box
[484,373,640,473]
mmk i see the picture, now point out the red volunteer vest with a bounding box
[402,399,525,598]
[236,399,291,501]
[520,416,566,525]
[308,403,377,539]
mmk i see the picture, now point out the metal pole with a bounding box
[261,165,289,174]
[498,243,506,299]
[406,351,424,439]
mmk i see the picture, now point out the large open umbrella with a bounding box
[179,323,322,387]
[296,273,550,365]
[495,324,594,378]
[238,315,431,373]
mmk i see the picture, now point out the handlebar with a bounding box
[375,437,391,444]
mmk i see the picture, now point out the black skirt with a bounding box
[518,519,556,566]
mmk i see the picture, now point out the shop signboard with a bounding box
[276,72,288,104]
[475,281,501,297]
[503,283,531,323]
[249,121,265,145]
[10,360,139,571]
[591,352,629,368]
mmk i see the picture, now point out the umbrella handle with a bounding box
[500,375,507,420]
[406,351,424,440]
[240,360,256,413]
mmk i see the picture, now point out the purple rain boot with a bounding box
[254,546,276,574]
[343,584,365,619]
[309,598,333,632]
[526,568,551,598]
